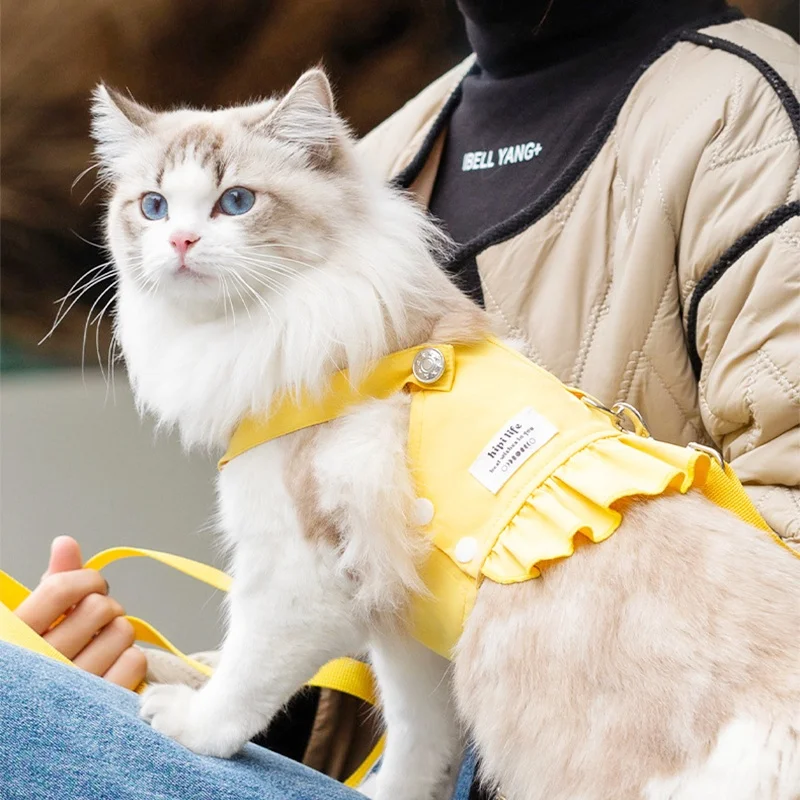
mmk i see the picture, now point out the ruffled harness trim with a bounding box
[480,431,708,584]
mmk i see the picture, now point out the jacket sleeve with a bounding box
[678,30,800,543]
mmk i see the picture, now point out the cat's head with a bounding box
[91,70,366,317]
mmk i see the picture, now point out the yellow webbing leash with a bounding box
[702,461,800,560]
[0,547,382,788]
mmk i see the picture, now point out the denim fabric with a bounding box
[452,746,477,800]
[0,643,363,800]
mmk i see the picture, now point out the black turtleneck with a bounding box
[429,0,732,255]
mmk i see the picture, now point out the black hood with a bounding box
[456,0,732,76]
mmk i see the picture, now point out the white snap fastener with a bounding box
[412,347,446,384]
[454,537,478,564]
[413,498,435,527]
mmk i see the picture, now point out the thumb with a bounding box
[45,536,84,577]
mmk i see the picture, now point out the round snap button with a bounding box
[413,498,435,527]
[412,348,446,385]
[454,537,478,564]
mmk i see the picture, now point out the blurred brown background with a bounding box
[0,0,798,368]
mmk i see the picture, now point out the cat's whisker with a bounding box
[239,237,355,259]
[233,244,327,264]
[69,229,108,252]
[254,254,327,272]
[93,291,117,383]
[80,282,116,381]
[232,265,296,288]
[105,330,120,403]
[234,251,328,276]
[232,272,298,312]
[226,267,279,318]
[71,162,101,192]
[237,242,328,261]
[233,278,275,327]
[220,274,236,328]
[233,263,289,292]
[41,270,117,345]
[135,267,161,298]
[227,279,238,329]
[48,276,114,333]
[232,271,278,317]
[222,268,253,324]
[218,275,229,324]
[81,179,109,207]
[54,262,113,304]
[232,257,325,292]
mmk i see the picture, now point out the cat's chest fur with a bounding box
[117,288,284,449]
[217,393,420,617]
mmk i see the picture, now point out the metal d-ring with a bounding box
[688,441,725,469]
[610,402,651,438]
[581,395,652,438]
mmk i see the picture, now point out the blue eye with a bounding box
[141,192,168,220]
[218,187,255,216]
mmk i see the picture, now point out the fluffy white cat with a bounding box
[90,70,800,800]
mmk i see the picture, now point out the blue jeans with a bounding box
[0,643,477,799]
[0,642,365,800]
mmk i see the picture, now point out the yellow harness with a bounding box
[222,337,794,659]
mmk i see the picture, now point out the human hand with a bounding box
[13,536,147,689]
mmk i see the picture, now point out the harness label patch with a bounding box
[469,407,558,494]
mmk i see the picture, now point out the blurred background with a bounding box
[1,1,798,652]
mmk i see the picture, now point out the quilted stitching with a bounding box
[755,349,800,406]
[618,268,678,400]
[569,272,613,388]
[708,71,744,169]
[639,353,706,441]
[624,87,727,231]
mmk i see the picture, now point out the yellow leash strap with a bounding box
[0,568,33,612]
[702,460,800,559]
[307,656,377,706]
[84,546,233,592]
[0,547,382,787]
[220,343,456,467]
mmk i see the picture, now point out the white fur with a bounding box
[313,397,427,612]
[369,635,462,799]
[646,715,800,800]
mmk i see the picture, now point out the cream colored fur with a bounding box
[91,70,800,799]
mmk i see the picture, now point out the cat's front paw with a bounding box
[140,684,242,758]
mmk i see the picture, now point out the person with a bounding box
[12,536,147,689]
[4,0,798,797]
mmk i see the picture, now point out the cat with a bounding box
[90,69,800,800]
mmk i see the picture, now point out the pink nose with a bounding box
[169,232,200,256]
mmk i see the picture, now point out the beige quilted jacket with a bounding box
[360,17,800,544]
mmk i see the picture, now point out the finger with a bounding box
[45,536,83,577]
[14,570,109,635]
[42,592,126,660]
[103,646,148,691]
[73,616,136,677]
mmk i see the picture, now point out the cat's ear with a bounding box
[256,69,342,166]
[91,84,155,168]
